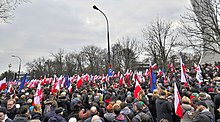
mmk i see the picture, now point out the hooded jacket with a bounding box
[156,97,173,122]
[192,109,214,122]
[181,104,194,122]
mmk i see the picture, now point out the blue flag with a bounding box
[64,75,70,88]
[19,73,27,91]
[151,68,157,92]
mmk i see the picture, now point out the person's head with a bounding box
[113,104,121,115]
[133,102,143,112]
[140,113,151,122]
[91,115,102,122]
[182,96,191,104]
[195,101,208,112]
[0,107,7,121]
[159,91,166,98]
[7,99,15,110]
[90,106,98,115]
[33,104,41,113]
[106,104,113,113]
[13,117,28,122]
[50,100,58,110]
[17,105,30,115]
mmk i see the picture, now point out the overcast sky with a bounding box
[0,0,191,74]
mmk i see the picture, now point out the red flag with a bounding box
[174,82,182,118]
[68,85,72,93]
[76,76,83,89]
[83,74,89,82]
[134,80,142,98]
[180,57,187,82]
[34,84,43,105]
[168,63,175,73]
[0,78,7,90]
[119,74,124,87]
[157,69,163,76]
[152,63,157,70]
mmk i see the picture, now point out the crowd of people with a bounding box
[0,63,220,122]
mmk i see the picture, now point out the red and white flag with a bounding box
[168,63,175,73]
[134,80,142,98]
[152,63,157,70]
[34,84,43,105]
[196,64,203,83]
[68,85,72,93]
[174,82,182,118]
[76,76,83,89]
[7,84,13,93]
[180,57,187,82]
[157,69,163,76]
[119,74,124,87]
[0,78,7,90]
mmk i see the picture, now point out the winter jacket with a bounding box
[192,109,214,122]
[48,114,67,122]
[104,112,115,122]
[7,106,17,120]
[181,104,194,122]
[31,112,42,121]
[155,97,173,122]
[113,114,128,122]
[132,112,152,122]
[42,110,56,122]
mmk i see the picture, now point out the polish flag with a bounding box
[83,74,90,82]
[68,85,72,93]
[0,78,7,90]
[174,82,182,118]
[194,63,199,72]
[7,84,13,93]
[152,63,157,70]
[157,69,163,76]
[117,71,120,78]
[119,74,124,87]
[134,80,142,98]
[144,69,150,77]
[76,76,83,89]
[34,84,43,105]
[180,57,187,82]
[196,64,203,83]
[168,63,175,73]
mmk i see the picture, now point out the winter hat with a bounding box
[0,107,8,114]
[182,96,191,104]
[68,117,77,122]
[61,92,66,97]
[195,101,208,108]
[135,102,143,111]
[106,104,113,112]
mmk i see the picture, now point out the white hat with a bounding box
[61,92,66,97]
[68,117,77,122]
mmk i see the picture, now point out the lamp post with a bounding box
[93,5,111,67]
[11,55,21,80]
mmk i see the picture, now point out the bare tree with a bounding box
[143,17,178,70]
[180,0,220,54]
[0,0,28,23]
[81,45,107,75]
[113,37,143,72]
[50,49,65,76]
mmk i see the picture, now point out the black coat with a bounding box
[7,106,17,120]
[192,110,214,122]
[42,110,56,122]
[215,94,220,120]
[31,112,42,121]
[155,97,173,122]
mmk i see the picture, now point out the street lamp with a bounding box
[93,5,111,67]
[11,55,21,80]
